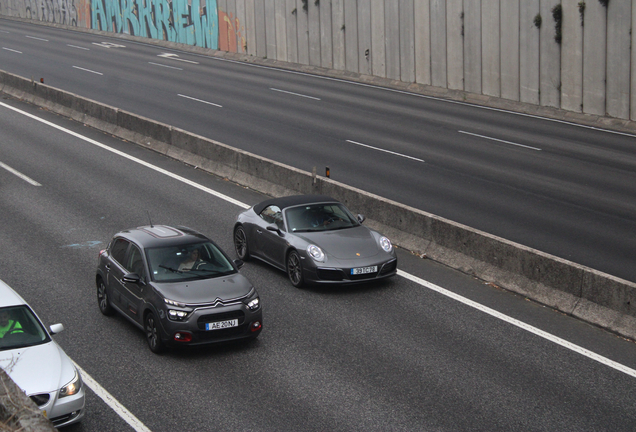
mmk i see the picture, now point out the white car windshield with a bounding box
[285,203,360,232]
[0,306,49,350]
[146,241,236,282]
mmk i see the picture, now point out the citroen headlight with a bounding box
[165,298,186,308]
[379,236,393,252]
[307,244,325,262]
[247,297,260,311]
[168,310,189,321]
[59,370,82,398]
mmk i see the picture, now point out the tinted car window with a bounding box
[145,241,236,282]
[259,205,284,230]
[126,245,145,277]
[0,306,49,350]
[110,238,130,266]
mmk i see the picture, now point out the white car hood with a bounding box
[0,341,73,395]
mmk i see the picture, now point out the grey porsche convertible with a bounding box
[233,195,397,287]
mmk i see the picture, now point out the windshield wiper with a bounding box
[159,265,182,274]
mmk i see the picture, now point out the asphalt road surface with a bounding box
[1,18,635,284]
[1,93,636,431]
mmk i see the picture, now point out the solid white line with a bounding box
[398,270,636,378]
[178,94,222,108]
[148,62,183,71]
[0,161,42,186]
[26,35,48,41]
[73,363,152,432]
[270,88,321,100]
[0,101,248,209]
[346,140,425,162]
[2,101,634,380]
[459,130,542,151]
[68,44,90,50]
[72,66,103,75]
[2,47,22,54]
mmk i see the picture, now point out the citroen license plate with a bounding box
[206,319,238,330]
[351,266,377,275]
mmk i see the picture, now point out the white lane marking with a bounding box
[2,100,635,380]
[398,270,636,379]
[158,53,199,64]
[0,30,10,33]
[346,139,425,163]
[73,363,152,432]
[0,101,248,209]
[270,88,321,100]
[0,161,42,186]
[26,35,48,41]
[72,66,103,75]
[92,42,126,49]
[148,62,183,71]
[2,47,22,54]
[68,44,90,50]
[459,130,542,151]
[178,94,222,108]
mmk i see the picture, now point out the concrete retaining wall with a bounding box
[3,0,636,119]
[3,69,635,341]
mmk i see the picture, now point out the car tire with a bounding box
[234,225,251,261]
[145,312,164,354]
[287,250,304,288]
[97,279,114,316]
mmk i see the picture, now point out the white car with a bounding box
[0,280,85,427]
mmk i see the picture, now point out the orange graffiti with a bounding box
[218,10,245,53]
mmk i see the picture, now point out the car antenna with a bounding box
[147,211,154,228]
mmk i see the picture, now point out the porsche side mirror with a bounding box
[357,214,366,224]
[234,259,244,269]
[266,224,283,236]
[50,323,64,335]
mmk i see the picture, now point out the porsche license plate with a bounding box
[206,319,238,330]
[351,266,377,275]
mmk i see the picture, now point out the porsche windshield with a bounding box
[285,203,360,232]
[146,242,236,282]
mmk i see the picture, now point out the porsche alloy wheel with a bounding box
[287,250,304,288]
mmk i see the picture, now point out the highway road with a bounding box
[1,18,635,284]
[1,86,636,431]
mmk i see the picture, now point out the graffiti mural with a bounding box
[91,0,218,48]
[0,0,219,49]
[218,8,244,53]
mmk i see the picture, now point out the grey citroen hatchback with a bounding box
[96,225,263,353]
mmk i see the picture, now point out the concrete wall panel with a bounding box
[519,0,540,104]
[463,0,480,93]
[236,0,247,53]
[286,0,299,63]
[385,0,400,79]
[308,0,321,66]
[245,0,257,56]
[430,0,447,87]
[482,0,500,97]
[446,0,463,90]
[606,0,632,119]
[540,0,561,108]
[344,0,359,73]
[296,0,309,64]
[582,0,606,115]
[560,0,583,112]
[414,0,431,85]
[399,0,416,83]
[264,0,277,59]
[633,0,636,120]
[371,0,386,77]
[501,0,520,100]
[319,0,333,68]
[275,0,288,61]
[357,0,372,75]
[332,0,346,70]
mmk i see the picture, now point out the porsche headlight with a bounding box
[379,236,393,252]
[307,244,325,262]
[59,370,82,398]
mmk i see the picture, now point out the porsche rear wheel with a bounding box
[287,250,304,288]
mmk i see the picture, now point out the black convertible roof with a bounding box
[253,195,337,214]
